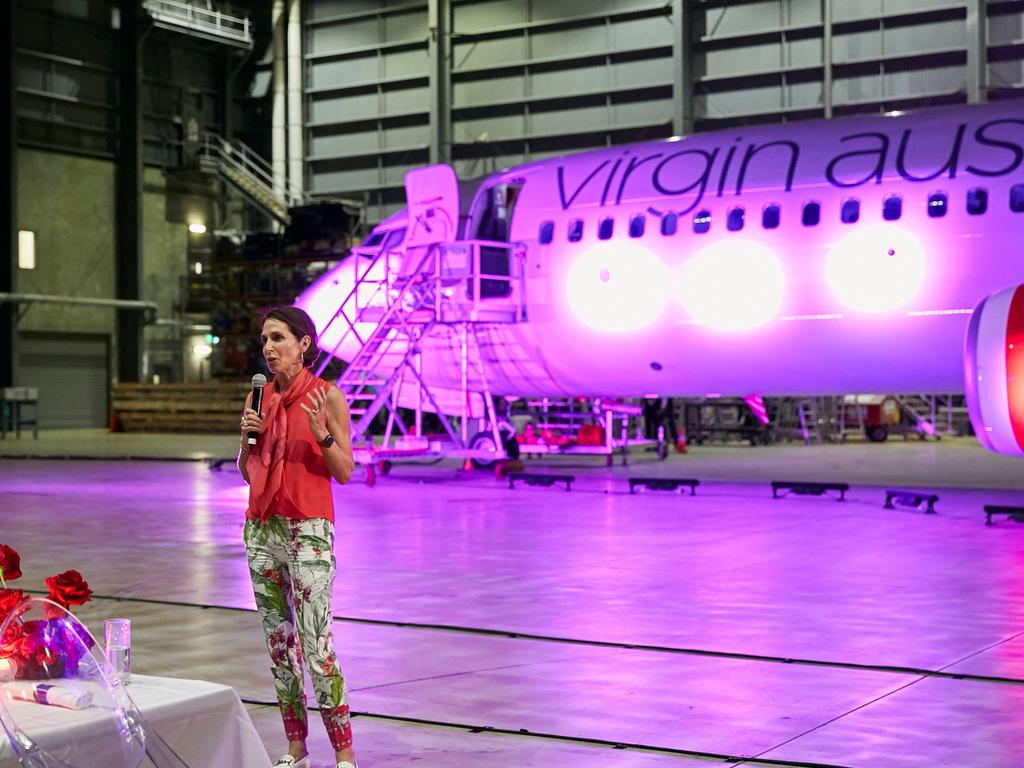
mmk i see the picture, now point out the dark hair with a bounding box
[258,306,320,368]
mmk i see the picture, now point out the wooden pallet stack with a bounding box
[112,382,249,433]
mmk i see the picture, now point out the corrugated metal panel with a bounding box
[988,5,1024,96]
[882,18,966,54]
[703,44,785,78]
[306,0,431,222]
[703,2,785,37]
[304,0,1024,219]
[448,0,672,199]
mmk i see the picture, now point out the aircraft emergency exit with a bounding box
[297,100,1024,456]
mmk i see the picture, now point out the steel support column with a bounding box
[822,0,833,118]
[271,0,287,196]
[0,0,16,387]
[966,0,987,103]
[116,0,144,383]
[671,0,694,136]
[428,0,452,164]
[287,0,303,202]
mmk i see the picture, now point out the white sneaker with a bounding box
[273,755,310,768]
[335,762,358,768]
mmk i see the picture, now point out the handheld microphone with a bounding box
[248,373,267,446]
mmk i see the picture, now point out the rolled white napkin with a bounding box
[2,681,93,710]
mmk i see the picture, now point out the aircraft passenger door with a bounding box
[472,183,521,299]
[401,164,460,279]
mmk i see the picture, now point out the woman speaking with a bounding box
[238,306,358,768]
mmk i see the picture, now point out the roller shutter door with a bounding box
[17,333,110,429]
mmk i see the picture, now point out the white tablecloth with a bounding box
[0,674,271,767]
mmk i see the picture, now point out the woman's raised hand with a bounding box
[300,387,330,442]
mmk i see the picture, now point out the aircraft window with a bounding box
[1011,184,1024,213]
[568,218,584,242]
[883,195,902,221]
[539,221,554,244]
[802,201,821,226]
[598,217,614,240]
[629,215,645,238]
[693,210,711,234]
[762,204,780,229]
[841,198,860,224]
[967,187,988,215]
[727,207,745,232]
[363,232,385,247]
[927,192,948,218]
[661,212,678,236]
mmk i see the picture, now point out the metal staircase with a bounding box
[314,238,526,452]
[320,246,453,445]
[307,163,534,470]
[894,394,965,438]
[196,133,299,225]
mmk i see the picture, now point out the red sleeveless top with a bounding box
[245,368,334,524]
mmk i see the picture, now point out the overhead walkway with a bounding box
[142,0,253,48]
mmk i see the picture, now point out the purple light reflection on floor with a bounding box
[4,457,1024,766]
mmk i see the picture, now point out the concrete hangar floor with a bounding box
[2,430,1024,767]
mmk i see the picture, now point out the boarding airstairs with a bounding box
[313,165,527,479]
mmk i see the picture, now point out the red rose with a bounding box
[44,570,92,608]
[0,622,24,659]
[0,545,21,582]
[0,588,26,617]
[10,620,42,659]
[14,622,59,667]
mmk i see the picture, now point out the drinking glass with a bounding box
[104,618,131,684]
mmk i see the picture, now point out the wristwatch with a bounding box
[320,434,335,449]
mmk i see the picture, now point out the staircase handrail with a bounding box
[313,245,409,378]
[348,317,463,447]
[894,394,937,434]
[316,238,528,378]
[199,132,291,201]
[435,239,527,322]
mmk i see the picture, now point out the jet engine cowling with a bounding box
[964,285,1024,456]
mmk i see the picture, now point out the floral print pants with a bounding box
[244,516,352,751]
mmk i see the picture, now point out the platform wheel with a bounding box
[378,459,393,475]
[469,431,499,469]
[365,464,377,487]
[605,454,613,467]
[866,425,889,443]
[494,460,509,479]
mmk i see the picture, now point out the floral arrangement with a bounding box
[0,544,95,680]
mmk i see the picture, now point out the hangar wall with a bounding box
[9,0,261,397]
[304,0,1024,224]
[6,0,1024,420]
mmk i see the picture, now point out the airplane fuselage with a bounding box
[301,102,1024,400]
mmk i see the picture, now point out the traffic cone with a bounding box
[462,458,475,471]
[675,431,688,454]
